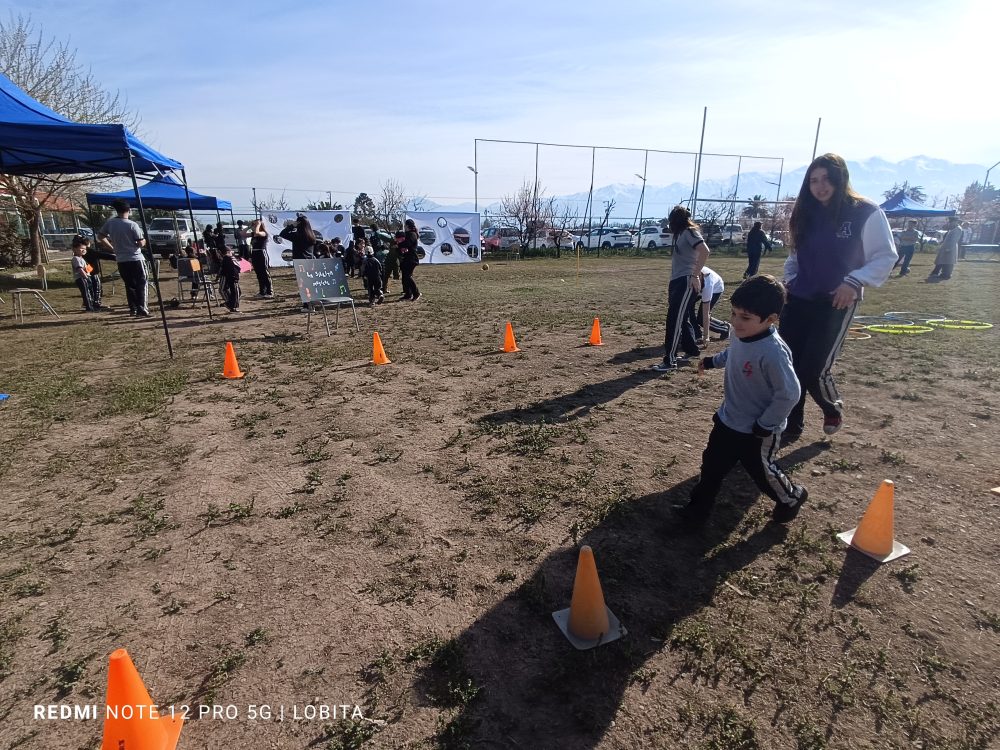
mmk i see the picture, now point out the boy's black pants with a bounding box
[662,275,700,365]
[689,414,803,513]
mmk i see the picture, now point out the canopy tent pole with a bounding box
[181,169,214,320]
[126,151,174,359]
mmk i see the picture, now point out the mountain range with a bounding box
[422,156,983,222]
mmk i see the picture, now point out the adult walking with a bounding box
[398,218,421,301]
[744,221,772,278]
[98,199,150,317]
[894,220,918,277]
[235,220,251,259]
[652,205,708,372]
[926,216,961,283]
[779,153,896,442]
[248,218,273,298]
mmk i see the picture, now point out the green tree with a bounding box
[305,200,343,210]
[882,182,926,202]
[353,192,376,220]
[741,194,770,220]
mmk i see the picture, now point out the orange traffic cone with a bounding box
[101,649,183,750]
[837,479,910,562]
[588,318,604,346]
[552,545,625,650]
[371,332,391,365]
[502,321,520,353]
[222,341,245,379]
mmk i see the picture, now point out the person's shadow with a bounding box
[479,369,662,426]
[413,473,791,748]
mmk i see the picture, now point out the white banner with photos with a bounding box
[262,210,354,267]
[404,212,481,264]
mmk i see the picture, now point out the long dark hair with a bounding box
[790,153,864,246]
[403,218,417,233]
[297,215,316,243]
[667,205,698,236]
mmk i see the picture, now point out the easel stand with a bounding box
[306,297,360,336]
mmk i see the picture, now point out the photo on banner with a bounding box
[293,258,350,303]
[263,210,354,267]
[404,212,481,264]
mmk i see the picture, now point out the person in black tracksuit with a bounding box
[219,246,242,312]
[279,215,317,309]
[361,249,385,305]
[81,234,115,309]
[248,218,272,297]
[744,221,772,278]
[398,218,421,301]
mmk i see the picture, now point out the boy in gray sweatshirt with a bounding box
[680,274,808,526]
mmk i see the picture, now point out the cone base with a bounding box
[552,606,625,650]
[588,341,604,346]
[501,347,520,353]
[102,709,183,750]
[222,372,245,379]
[837,528,910,562]
[371,359,391,366]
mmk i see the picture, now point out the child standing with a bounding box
[374,241,389,295]
[680,275,808,526]
[362,247,385,306]
[71,240,97,312]
[219,246,242,312]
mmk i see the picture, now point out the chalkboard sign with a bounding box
[293,258,351,303]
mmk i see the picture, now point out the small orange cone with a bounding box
[502,321,520,353]
[588,318,604,346]
[552,545,625,649]
[222,341,245,379]
[101,649,183,750]
[837,479,910,562]
[371,332,391,365]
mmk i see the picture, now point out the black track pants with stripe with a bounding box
[689,414,804,511]
[662,275,701,364]
[778,294,858,432]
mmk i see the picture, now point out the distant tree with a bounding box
[741,194,770,220]
[304,199,343,210]
[405,195,429,213]
[0,14,140,265]
[882,181,926,202]
[374,180,407,229]
[500,181,536,248]
[353,192,376,221]
[254,192,290,212]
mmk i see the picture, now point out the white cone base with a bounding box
[552,607,625,650]
[837,528,910,562]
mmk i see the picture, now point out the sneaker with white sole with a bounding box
[823,414,842,435]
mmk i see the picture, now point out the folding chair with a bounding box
[306,296,360,336]
[10,288,60,323]
[178,258,217,304]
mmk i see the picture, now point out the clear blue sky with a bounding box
[6,0,996,210]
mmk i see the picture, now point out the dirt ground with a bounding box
[1,251,998,750]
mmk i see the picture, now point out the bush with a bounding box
[0,223,31,268]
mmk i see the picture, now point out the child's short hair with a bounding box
[71,235,89,248]
[729,274,786,320]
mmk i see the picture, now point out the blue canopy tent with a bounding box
[86,174,231,212]
[879,191,956,218]
[1,71,193,355]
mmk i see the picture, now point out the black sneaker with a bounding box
[651,361,677,372]
[674,500,712,528]
[779,428,802,447]
[773,488,808,523]
[719,325,731,341]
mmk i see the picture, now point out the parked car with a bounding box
[575,227,634,249]
[637,226,674,248]
[521,229,575,249]
[148,217,196,258]
[482,226,521,252]
[720,223,747,245]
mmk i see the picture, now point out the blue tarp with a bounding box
[0,71,182,175]
[879,191,956,218]
[87,174,231,211]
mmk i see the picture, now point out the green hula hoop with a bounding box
[925,319,993,330]
[866,324,934,335]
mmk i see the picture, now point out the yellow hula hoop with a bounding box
[866,324,934,335]
[925,319,994,330]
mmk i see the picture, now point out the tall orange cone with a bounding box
[588,318,604,346]
[837,479,910,562]
[101,649,183,750]
[371,332,391,365]
[552,545,625,650]
[501,321,520,353]
[222,341,245,379]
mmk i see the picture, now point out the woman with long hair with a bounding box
[398,218,421,301]
[249,218,273,298]
[652,205,709,371]
[779,153,896,442]
[279,214,317,260]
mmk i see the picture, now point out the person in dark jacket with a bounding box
[744,221,772,278]
[80,233,115,309]
[361,247,384,306]
[278,214,317,259]
[218,245,242,312]
[398,218,421,301]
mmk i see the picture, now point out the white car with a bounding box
[522,230,575,249]
[575,227,634,249]
[637,226,674,248]
[720,224,747,245]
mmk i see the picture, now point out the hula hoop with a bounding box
[883,311,948,323]
[854,315,913,326]
[846,329,872,340]
[866,324,934,335]
[925,319,994,330]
